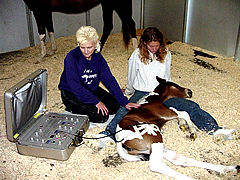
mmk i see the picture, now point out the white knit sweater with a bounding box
[125,48,171,95]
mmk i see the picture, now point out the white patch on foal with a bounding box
[116,123,160,144]
[116,123,160,162]
[116,124,238,179]
[150,142,238,179]
[136,92,159,104]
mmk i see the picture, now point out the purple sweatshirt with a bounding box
[58,47,128,106]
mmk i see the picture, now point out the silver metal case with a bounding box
[4,69,89,160]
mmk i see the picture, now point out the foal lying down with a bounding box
[115,77,239,179]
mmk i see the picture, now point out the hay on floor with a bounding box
[0,33,239,180]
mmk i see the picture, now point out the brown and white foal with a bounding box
[116,77,239,179]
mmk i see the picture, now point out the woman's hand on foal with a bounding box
[96,101,109,116]
[125,102,140,110]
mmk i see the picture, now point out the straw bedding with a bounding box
[0,33,239,180]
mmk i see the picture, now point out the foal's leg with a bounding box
[116,142,142,161]
[150,143,193,180]
[169,107,197,140]
[163,146,239,174]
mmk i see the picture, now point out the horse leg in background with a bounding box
[169,107,197,140]
[100,0,137,50]
[33,10,47,59]
[45,12,57,55]
[150,143,193,180]
[44,11,57,55]
[100,1,114,51]
[163,146,240,174]
[48,32,57,54]
[115,0,137,49]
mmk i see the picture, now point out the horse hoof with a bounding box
[34,58,41,64]
[49,48,57,55]
[49,51,55,56]
[189,133,197,141]
[34,55,44,63]
[179,125,186,132]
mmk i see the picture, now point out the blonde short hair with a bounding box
[76,26,100,52]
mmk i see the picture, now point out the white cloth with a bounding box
[125,48,171,95]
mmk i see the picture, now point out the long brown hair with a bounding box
[138,27,167,64]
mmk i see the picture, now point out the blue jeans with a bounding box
[163,98,220,132]
[104,90,149,141]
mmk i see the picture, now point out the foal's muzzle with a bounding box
[186,89,192,98]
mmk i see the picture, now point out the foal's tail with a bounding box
[116,142,141,161]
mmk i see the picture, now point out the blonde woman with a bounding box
[58,26,139,123]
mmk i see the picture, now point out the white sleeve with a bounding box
[125,49,139,95]
[165,51,172,81]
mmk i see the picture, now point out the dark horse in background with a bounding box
[23,0,137,60]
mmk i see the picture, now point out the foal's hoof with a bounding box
[179,125,187,132]
[189,133,197,141]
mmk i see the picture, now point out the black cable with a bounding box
[58,128,125,142]
[59,122,154,143]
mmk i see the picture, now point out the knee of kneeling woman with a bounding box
[89,113,109,123]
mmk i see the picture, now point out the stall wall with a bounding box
[0,0,29,53]
[185,0,240,57]
[143,0,186,42]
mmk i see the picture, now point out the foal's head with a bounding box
[153,77,192,102]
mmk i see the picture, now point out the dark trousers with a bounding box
[163,98,220,132]
[60,87,120,123]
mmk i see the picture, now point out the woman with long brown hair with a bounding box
[99,27,171,143]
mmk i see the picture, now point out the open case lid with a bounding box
[4,69,47,142]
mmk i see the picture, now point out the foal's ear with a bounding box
[156,76,166,84]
